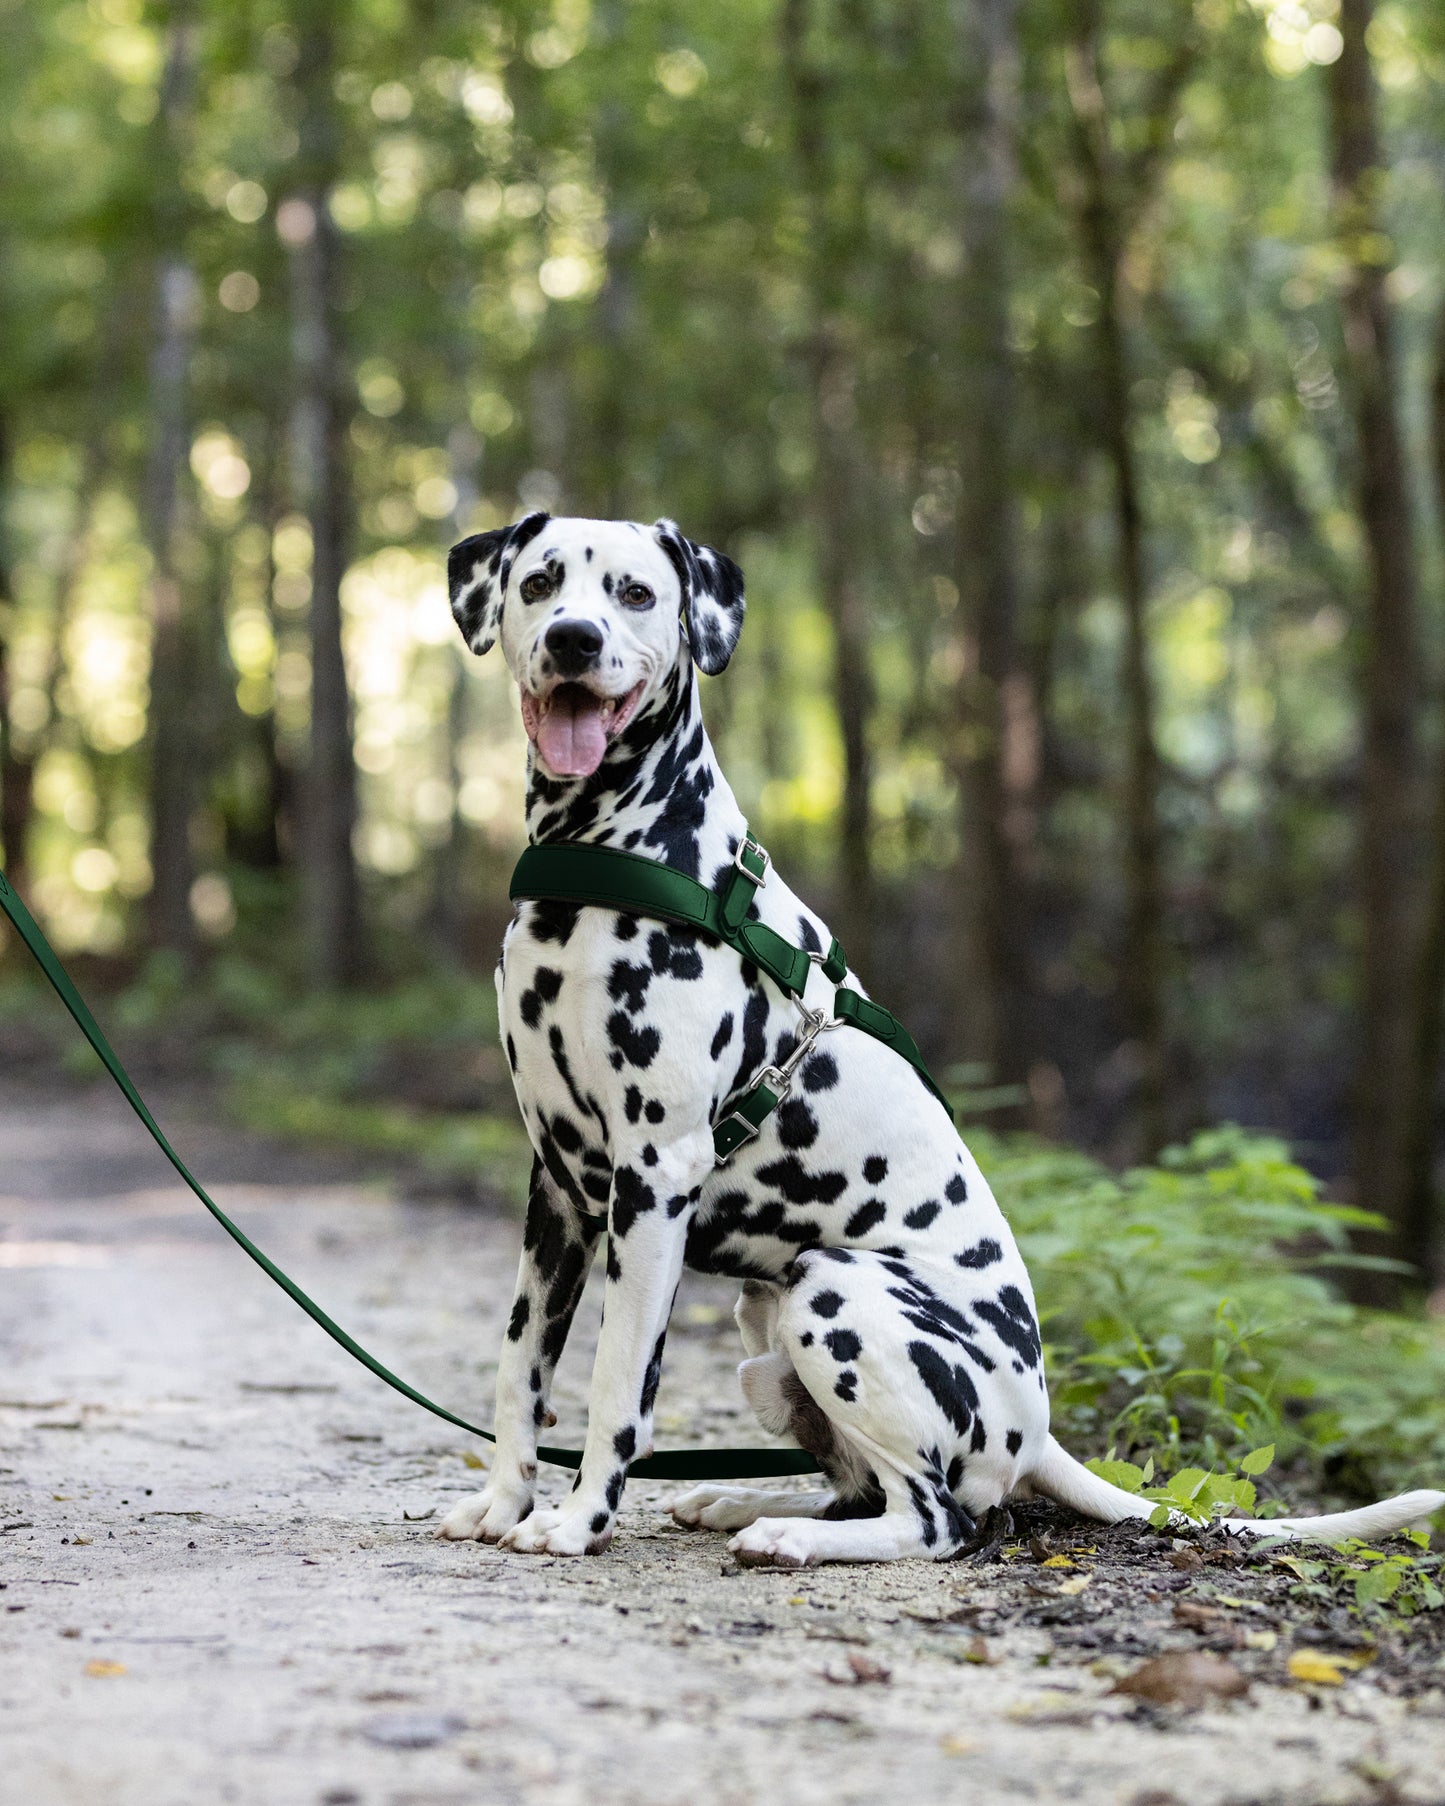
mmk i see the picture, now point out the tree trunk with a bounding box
[285,0,362,988]
[1329,0,1422,1294]
[143,8,200,958]
[590,0,642,520]
[1399,299,1445,1291]
[951,0,1032,1094]
[1066,20,1168,1157]
[0,410,30,897]
[781,0,874,964]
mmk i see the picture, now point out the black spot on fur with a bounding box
[608,960,652,1014]
[834,1371,858,1402]
[507,1295,531,1341]
[844,1200,887,1238]
[591,1511,609,1534]
[709,1012,735,1059]
[825,1328,862,1363]
[611,1165,656,1238]
[863,1156,888,1184]
[644,1099,666,1124]
[640,1330,667,1414]
[810,1289,844,1319]
[800,1052,839,1093]
[904,1200,941,1231]
[614,1426,637,1463]
[607,1010,661,1069]
[945,1173,968,1205]
[973,1285,1042,1370]
[1006,1429,1022,1455]
[527,899,581,945]
[755,1155,848,1206]
[907,1340,980,1436]
[777,1098,819,1149]
[519,965,563,1028]
[955,1238,1003,1270]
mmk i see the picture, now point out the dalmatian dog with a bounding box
[434,512,1444,1565]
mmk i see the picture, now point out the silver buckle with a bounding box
[733,836,770,888]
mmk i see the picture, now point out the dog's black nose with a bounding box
[544,619,604,675]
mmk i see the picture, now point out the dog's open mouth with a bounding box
[520,681,645,778]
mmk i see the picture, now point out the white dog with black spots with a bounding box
[435,512,1443,1566]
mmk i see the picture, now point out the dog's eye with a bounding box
[621,582,654,608]
[519,570,553,602]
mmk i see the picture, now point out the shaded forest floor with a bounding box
[4,1077,1445,1804]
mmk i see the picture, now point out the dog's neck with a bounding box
[522,657,745,882]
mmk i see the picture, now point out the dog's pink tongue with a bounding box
[536,688,608,777]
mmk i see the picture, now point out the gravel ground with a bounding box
[4,1075,1445,1806]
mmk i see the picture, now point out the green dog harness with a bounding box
[509,830,952,1163]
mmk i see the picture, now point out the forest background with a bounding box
[5,0,1445,1406]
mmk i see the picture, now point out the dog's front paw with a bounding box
[499,1505,612,1557]
[434,1483,532,1543]
[729,1519,818,1569]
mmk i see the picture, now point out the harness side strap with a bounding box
[0,870,819,1482]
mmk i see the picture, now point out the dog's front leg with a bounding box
[500,1133,710,1556]
[437,1157,600,1542]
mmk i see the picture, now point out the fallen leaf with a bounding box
[1166,1547,1205,1573]
[963,1636,991,1665]
[845,1651,890,1685]
[1029,1533,1053,1562]
[71,1534,93,1547]
[940,1734,979,1756]
[1113,1652,1248,1710]
[1041,1554,1076,1570]
[1244,1630,1278,1653]
[1058,1574,1092,1596]
[1287,1650,1367,1686]
[461,1451,486,1470]
[787,1595,807,1606]
[84,1661,127,1679]
[401,1507,435,1522]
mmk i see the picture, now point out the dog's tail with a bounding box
[1028,1435,1444,1544]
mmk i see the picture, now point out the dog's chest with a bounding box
[498,898,763,1206]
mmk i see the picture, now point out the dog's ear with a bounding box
[447,511,550,655]
[653,519,745,676]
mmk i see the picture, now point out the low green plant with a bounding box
[1268,1534,1444,1620]
[1085,1442,1278,1525]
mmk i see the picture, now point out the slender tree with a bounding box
[1062,0,1196,1156]
[1328,0,1424,1293]
[781,0,875,962]
[284,0,363,987]
[143,6,201,957]
[951,0,1032,1095]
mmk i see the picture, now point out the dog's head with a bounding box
[447,514,744,779]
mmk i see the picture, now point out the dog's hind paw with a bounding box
[671,1485,754,1530]
[434,1485,531,1543]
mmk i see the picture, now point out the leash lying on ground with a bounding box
[0,864,819,1480]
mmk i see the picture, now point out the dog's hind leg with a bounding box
[726,1248,1005,1566]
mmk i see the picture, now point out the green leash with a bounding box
[0,864,818,1481]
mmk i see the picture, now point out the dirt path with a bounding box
[3,1077,1444,1806]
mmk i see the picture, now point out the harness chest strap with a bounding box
[508,833,954,1163]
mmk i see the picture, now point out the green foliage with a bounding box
[1268,1535,1445,1623]
[1084,1444,1273,1525]
[976,1126,1445,1497]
